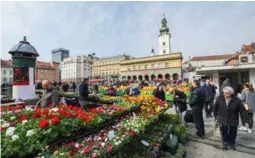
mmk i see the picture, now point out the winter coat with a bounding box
[203,84,216,102]
[173,90,187,112]
[154,90,165,101]
[189,86,205,110]
[79,83,89,100]
[240,89,255,113]
[36,88,58,108]
[214,95,245,126]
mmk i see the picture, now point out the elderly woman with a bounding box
[214,86,245,150]
[239,82,255,133]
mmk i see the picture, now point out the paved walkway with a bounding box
[166,107,255,158]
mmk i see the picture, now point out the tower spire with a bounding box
[159,14,169,35]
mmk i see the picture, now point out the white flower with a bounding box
[11,135,19,141]
[47,129,52,133]
[115,142,119,146]
[26,130,35,137]
[22,120,28,125]
[10,116,16,120]
[6,127,15,136]
[101,143,105,147]
[75,143,80,148]
[1,122,9,128]
[25,106,34,111]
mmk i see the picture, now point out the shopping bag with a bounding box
[184,110,193,123]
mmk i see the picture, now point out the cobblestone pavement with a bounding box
[166,107,255,158]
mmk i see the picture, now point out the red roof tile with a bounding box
[183,61,189,64]
[1,59,12,67]
[242,43,255,54]
[36,61,55,70]
[190,54,235,61]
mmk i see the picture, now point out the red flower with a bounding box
[18,114,27,123]
[51,116,60,125]
[129,129,136,137]
[42,109,49,115]
[107,145,112,152]
[38,119,49,128]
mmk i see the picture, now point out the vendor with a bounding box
[153,86,165,101]
[36,80,58,108]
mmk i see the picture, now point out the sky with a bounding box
[1,1,255,62]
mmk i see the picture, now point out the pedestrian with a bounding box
[36,80,58,108]
[62,82,69,92]
[169,87,187,119]
[72,81,77,93]
[239,82,255,133]
[153,86,165,101]
[203,79,216,118]
[79,78,89,110]
[214,86,245,150]
[190,80,205,139]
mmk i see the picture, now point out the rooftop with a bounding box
[190,54,235,61]
[1,59,12,67]
[36,61,56,70]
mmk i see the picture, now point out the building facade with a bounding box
[195,42,255,89]
[52,48,70,80]
[92,55,132,80]
[1,59,13,84]
[61,56,92,82]
[35,61,60,82]
[182,54,235,80]
[120,15,182,81]
[121,53,182,81]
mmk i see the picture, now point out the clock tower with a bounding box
[158,14,171,55]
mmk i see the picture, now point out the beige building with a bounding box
[120,52,182,81]
[92,55,132,79]
[36,61,60,82]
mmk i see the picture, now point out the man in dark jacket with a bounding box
[72,81,77,93]
[214,86,245,150]
[62,82,69,92]
[203,79,216,118]
[79,78,89,110]
[190,80,205,138]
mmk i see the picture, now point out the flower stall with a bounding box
[1,95,187,158]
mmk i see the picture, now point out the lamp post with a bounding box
[88,52,95,84]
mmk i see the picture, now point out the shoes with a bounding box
[238,126,248,131]
[222,143,228,150]
[248,129,252,133]
[229,145,236,150]
[196,134,205,139]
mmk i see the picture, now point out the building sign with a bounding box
[13,67,29,85]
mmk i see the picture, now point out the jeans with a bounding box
[192,109,205,137]
[204,100,214,116]
[220,124,238,146]
[78,99,88,111]
[240,112,254,129]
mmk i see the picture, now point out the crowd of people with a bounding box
[36,77,255,151]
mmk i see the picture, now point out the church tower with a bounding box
[158,14,171,55]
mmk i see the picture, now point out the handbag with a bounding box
[184,110,193,123]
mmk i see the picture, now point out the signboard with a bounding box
[13,67,29,86]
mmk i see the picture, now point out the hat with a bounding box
[223,86,235,95]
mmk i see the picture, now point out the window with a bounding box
[138,65,141,70]
[163,42,166,46]
[158,63,161,68]
[9,70,12,75]
[3,70,6,75]
[165,63,169,68]
[145,65,147,69]
[133,66,136,70]
[151,64,154,69]
[163,50,166,54]
[127,66,130,70]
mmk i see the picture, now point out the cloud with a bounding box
[1,1,255,61]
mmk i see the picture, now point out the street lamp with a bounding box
[88,52,95,84]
